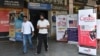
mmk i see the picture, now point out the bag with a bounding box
[15,32,23,41]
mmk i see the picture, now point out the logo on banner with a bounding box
[80,15,95,22]
[84,48,91,52]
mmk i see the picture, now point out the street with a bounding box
[0,39,100,56]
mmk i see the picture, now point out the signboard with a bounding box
[0,10,9,32]
[74,0,87,3]
[78,9,97,56]
[56,15,67,42]
[52,5,67,11]
[0,0,24,8]
[28,3,52,10]
[32,0,65,5]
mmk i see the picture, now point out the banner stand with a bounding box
[56,15,68,42]
[78,9,97,56]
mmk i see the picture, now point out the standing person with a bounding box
[52,12,56,23]
[21,16,34,53]
[36,14,50,54]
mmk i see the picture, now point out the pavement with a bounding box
[0,39,100,56]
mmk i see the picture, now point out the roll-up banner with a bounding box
[56,15,67,42]
[78,9,97,56]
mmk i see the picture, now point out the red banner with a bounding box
[78,26,97,47]
[0,10,9,32]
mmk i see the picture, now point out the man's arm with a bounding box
[30,22,34,32]
[37,20,50,29]
[37,25,45,29]
[37,21,44,29]
[30,22,34,36]
[21,23,23,33]
[44,20,50,29]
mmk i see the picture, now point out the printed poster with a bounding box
[56,15,67,42]
[78,9,97,56]
[9,10,24,41]
[0,10,9,32]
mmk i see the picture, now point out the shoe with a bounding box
[45,48,48,52]
[23,52,27,54]
[35,53,40,55]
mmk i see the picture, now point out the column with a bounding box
[69,0,73,14]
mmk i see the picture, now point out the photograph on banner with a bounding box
[9,9,24,37]
[69,20,77,28]
[56,15,67,42]
[5,8,28,41]
[67,14,78,28]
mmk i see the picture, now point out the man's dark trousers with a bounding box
[37,33,48,54]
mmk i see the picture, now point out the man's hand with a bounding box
[37,25,49,29]
[40,27,49,29]
[32,32,34,37]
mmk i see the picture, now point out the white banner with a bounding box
[97,20,100,39]
[56,15,67,41]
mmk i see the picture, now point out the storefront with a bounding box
[28,2,52,38]
[0,0,28,38]
[27,0,68,38]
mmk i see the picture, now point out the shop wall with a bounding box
[87,0,96,6]
[0,8,28,16]
[84,0,96,9]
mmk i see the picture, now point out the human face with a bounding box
[24,17,27,22]
[40,15,44,20]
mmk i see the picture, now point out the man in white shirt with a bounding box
[21,16,34,53]
[36,14,50,54]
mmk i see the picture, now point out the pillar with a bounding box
[69,0,73,14]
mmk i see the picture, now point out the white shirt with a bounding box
[37,19,50,34]
[21,21,34,34]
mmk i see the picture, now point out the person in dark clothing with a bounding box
[36,14,50,54]
[52,12,56,22]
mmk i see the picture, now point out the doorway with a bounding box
[29,9,48,39]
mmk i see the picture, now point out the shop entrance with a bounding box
[29,9,48,39]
